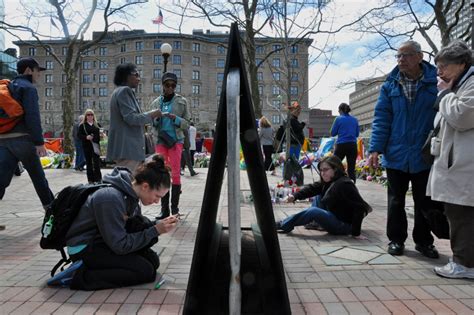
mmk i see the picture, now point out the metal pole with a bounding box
[163,53,169,73]
[226,68,241,315]
[471,1,474,50]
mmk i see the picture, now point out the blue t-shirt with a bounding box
[330,114,359,144]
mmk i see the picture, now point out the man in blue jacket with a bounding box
[369,41,438,259]
[0,58,54,209]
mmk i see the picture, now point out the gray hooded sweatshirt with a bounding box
[66,168,158,255]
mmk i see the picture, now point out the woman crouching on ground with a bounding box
[276,155,371,239]
[50,154,178,290]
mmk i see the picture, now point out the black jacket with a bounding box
[293,176,371,236]
[289,115,305,145]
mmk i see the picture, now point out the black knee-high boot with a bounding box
[156,191,170,220]
[171,184,181,215]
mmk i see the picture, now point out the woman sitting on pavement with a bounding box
[276,155,371,239]
[48,154,179,290]
[427,40,474,279]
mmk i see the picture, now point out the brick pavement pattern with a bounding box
[1,168,473,314]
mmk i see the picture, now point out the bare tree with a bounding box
[0,0,147,155]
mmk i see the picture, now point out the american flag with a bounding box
[152,9,163,25]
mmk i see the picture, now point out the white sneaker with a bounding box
[434,261,474,279]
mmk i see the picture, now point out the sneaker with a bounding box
[47,260,83,287]
[275,221,292,233]
[387,242,404,256]
[415,244,439,259]
[434,261,474,279]
[304,220,325,231]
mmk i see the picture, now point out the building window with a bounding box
[257,72,263,81]
[45,61,53,70]
[82,74,91,83]
[255,58,263,67]
[28,47,36,56]
[290,86,298,95]
[62,74,67,83]
[45,48,53,56]
[272,115,281,124]
[45,74,53,83]
[120,57,126,64]
[192,70,200,80]
[216,59,225,68]
[99,61,108,69]
[291,44,298,53]
[273,72,281,81]
[44,101,52,110]
[217,45,226,54]
[173,69,182,79]
[153,69,162,79]
[173,41,182,50]
[192,85,200,94]
[272,85,280,95]
[291,73,299,81]
[99,47,107,56]
[258,85,263,95]
[45,88,53,97]
[135,41,144,51]
[176,84,182,93]
[192,98,200,108]
[272,44,282,51]
[82,61,92,69]
[192,56,200,66]
[217,73,224,82]
[256,45,264,54]
[99,87,108,97]
[192,43,200,52]
[121,44,126,52]
[154,40,162,49]
[172,55,181,65]
[62,47,68,55]
[272,58,280,68]
[291,58,299,68]
[216,86,222,96]
[82,88,91,97]
[153,55,163,64]
[135,56,143,65]
[99,74,107,83]
[272,100,280,108]
[153,83,161,93]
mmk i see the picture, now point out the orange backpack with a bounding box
[0,79,24,133]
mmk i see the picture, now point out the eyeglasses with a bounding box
[164,83,176,89]
[130,72,140,78]
[395,52,417,59]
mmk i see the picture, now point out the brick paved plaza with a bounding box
[1,167,473,314]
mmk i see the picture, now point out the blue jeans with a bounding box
[0,136,54,206]
[289,145,301,160]
[280,195,351,235]
[74,139,85,169]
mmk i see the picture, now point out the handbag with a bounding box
[422,199,450,239]
[421,119,441,165]
[283,155,304,186]
[92,142,101,156]
[144,132,155,155]
[158,130,177,148]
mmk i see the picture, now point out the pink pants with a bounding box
[155,143,183,185]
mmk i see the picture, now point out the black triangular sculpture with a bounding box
[183,23,290,314]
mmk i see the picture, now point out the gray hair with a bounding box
[435,40,473,67]
[400,40,422,53]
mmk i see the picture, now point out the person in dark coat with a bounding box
[276,155,371,238]
[78,109,102,184]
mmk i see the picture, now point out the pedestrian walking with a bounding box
[369,40,439,259]
[188,122,197,167]
[0,57,54,209]
[427,40,474,279]
[331,103,359,183]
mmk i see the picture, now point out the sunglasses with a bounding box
[86,113,94,116]
[130,72,140,78]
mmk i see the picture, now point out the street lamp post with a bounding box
[160,43,172,73]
